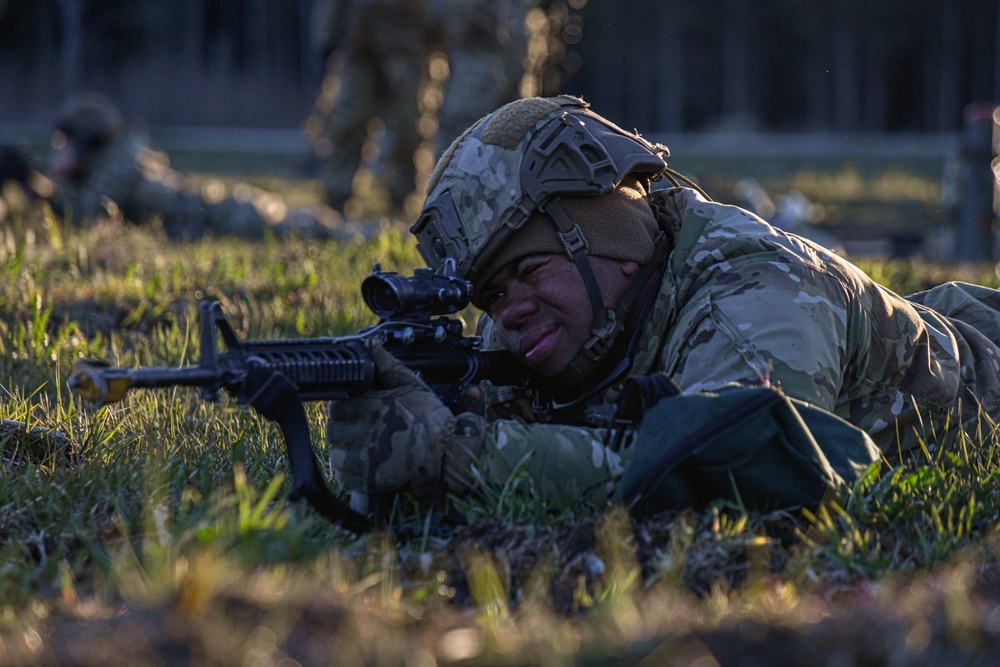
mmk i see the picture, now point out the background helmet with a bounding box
[410,95,669,288]
[54,92,124,154]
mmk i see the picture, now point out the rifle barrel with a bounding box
[126,366,224,388]
[68,361,225,408]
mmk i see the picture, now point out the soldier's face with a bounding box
[480,253,639,377]
[49,132,82,180]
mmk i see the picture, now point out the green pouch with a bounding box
[615,383,881,518]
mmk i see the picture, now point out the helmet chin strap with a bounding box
[540,197,661,387]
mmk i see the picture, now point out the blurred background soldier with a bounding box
[428,0,571,155]
[304,0,433,219]
[49,92,342,241]
[428,0,530,153]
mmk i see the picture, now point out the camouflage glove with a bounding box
[327,341,486,496]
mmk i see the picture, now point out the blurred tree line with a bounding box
[0,0,997,133]
[576,0,1000,133]
[0,0,319,127]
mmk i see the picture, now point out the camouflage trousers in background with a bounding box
[320,54,424,212]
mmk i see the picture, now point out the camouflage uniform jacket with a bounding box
[471,186,1000,503]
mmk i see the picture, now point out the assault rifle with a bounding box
[68,260,526,532]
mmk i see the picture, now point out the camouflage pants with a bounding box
[906,281,1000,428]
[437,49,521,151]
[322,53,424,209]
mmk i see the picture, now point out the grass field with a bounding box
[3,170,1000,666]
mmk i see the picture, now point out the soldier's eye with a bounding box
[518,259,546,281]
[481,291,503,310]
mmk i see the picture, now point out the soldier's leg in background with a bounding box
[376,53,425,215]
[436,48,517,156]
[322,54,378,211]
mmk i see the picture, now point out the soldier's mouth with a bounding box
[520,324,559,366]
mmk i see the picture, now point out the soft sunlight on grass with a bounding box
[2,188,1000,664]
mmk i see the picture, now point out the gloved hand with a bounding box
[327,340,486,497]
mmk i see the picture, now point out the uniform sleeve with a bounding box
[665,260,855,412]
[472,418,625,506]
[464,315,625,504]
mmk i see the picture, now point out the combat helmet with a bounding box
[411,95,671,384]
[413,96,669,287]
[54,92,124,154]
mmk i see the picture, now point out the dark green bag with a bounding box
[614,381,881,518]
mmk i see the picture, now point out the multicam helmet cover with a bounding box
[410,96,669,288]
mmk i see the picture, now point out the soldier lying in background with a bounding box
[48,92,348,241]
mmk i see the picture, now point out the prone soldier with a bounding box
[48,92,345,241]
[324,96,1000,513]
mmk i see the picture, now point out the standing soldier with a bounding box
[48,92,342,240]
[306,0,433,218]
[428,0,531,150]
[429,0,574,152]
